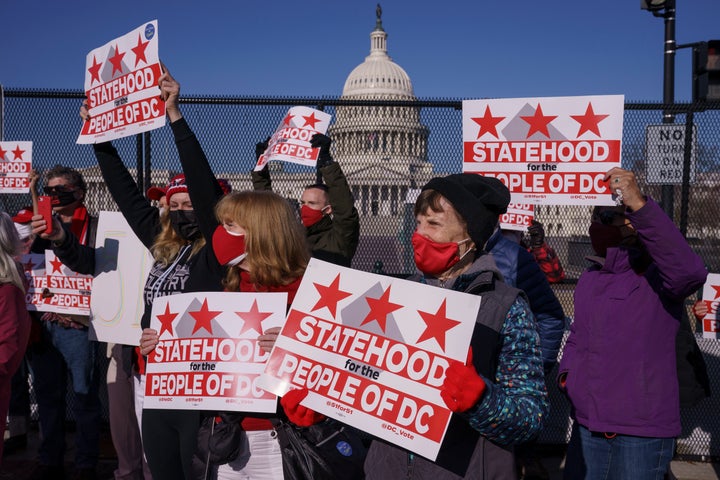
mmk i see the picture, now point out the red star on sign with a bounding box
[312,274,353,318]
[302,112,320,129]
[711,285,720,299]
[571,103,609,137]
[108,44,126,77]
[236,299,273,335]
[282,113,295,126]
[131,34,149,67]
[189,298,222,335]
[49,257,64,274]
[88,55,102,85]
[416,299,461,351]
[0,145,6,160]
[22,258,35,272]
[156,302,178,336]
[521,104,557,138]
[361,285,403,332]
[471,106,505,139]
[12,145,25,160]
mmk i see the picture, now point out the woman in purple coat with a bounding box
[559,167,707,480]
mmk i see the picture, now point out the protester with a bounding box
[80,67,226,480]
[559,167,708,480]
[28,164,103,480]
[351,172,548,479]
[191,190,310,478]
[0,212,32,465]
[252,134,360,267]
[486,226,566,480]
[4,203,37,456]
[526,220,565,284]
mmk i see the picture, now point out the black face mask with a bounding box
[169,210,200,241]
[52,190,79,207]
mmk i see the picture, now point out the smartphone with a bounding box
[37,195,53,235]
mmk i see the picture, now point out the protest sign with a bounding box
[144,292,287,412]
[78,20,164,144]
[39,250,93,316]
[258,259,481,461]
[254,106,332,171]
[462,95,624,205]
[19,253,46,311]
[700,273,720,339]
[90,211,153,345]
[499,203,534,232]
[0,142,32,193]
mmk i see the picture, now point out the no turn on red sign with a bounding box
[645,124,697,185]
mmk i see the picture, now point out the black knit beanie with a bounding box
[422,173,510,250]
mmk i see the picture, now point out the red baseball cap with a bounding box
[12,206,34,224]
[146,185,167,201]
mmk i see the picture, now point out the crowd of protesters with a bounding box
[0,68,711,480]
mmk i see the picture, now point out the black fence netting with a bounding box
[2,89,720,460]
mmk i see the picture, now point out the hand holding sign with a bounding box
[158,64,181,122]
[440,348,486,413]
[604,167,646,212]
[281,388,326,427]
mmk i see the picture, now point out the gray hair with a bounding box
[0,212,25,291]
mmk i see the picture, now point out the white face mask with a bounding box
[158,207,167,217]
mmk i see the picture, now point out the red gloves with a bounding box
[440,348,486,413]
[280,388,326,427]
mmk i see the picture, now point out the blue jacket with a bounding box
[559,199,707,438]
[487,230,566,372]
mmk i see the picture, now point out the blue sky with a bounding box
[2,0,719,102]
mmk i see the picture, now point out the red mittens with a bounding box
[280,388,326,427]
[440,348,486,413]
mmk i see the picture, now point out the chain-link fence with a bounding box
[2,89,720,460]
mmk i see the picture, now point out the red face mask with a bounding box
[411,232,470,276]
[301,205,326,228]
[212,226,247,266]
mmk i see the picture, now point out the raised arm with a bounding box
[159,68,223,242]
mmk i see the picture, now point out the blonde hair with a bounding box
[0,212,25,291]
[150,210,205,265]
[215,191,309,290]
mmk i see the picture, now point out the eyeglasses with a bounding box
[43,185,75,195]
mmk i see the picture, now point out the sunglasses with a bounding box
[43,185,75,195]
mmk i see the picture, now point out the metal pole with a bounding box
[679,111,693,236]
[661,0,676,219]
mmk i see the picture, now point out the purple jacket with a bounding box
[559,198,707,438]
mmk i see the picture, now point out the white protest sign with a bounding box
[254,106,332,171]
[78,20,164,144]
[645,124,697,185]
[19,253,46,311]
[700,273,720,339]
[499,203,534,232]
[462,95,624,205]
[258,259,481,461]
[144,291,287,412]
[89,211,153,345]
[40,250,93,316]
[0,142,32,193]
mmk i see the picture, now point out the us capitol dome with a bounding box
[329,5,431,219]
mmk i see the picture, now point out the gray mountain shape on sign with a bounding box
[338,280,406,343]
[174,297,231,339]
[500,103,567,141]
